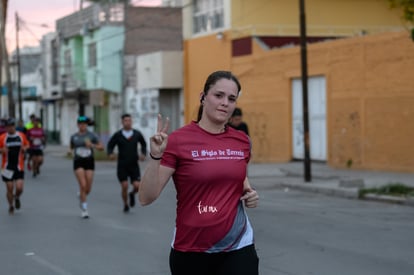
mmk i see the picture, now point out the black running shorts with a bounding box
[28,148,44,157]
[169,244,259,275]
[117,164,141,183]
[2,170,24,182]
[73,158,95,171]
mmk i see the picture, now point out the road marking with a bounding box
[26,252,73,275]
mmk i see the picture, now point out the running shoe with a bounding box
[8,206,14,215]
[15,197,21,210]
[123,204,130,213]
[81,210,89,219]
[129,191,135,207]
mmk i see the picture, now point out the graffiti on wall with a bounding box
[249,112,271,160]
[331,109,362,167]
[126,88,159,141]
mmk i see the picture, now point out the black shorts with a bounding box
[169,244,259,275]
[73,158,95,171]
[28,148,44,156]
[2,170,25,182]
[117,164,141,183]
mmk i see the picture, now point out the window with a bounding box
[108,5,124,22]
[99,4,124,22]
[64,49,72,75]
[193,0,224,34]
[88,42,97,68]
[51,39,59,85]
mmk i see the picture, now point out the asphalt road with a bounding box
[1,154,413,275]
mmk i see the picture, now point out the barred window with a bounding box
[193,0,224,34]
[88,42,97,68]
[64,49,72,74]
[99,4,124,22]
[51,39,59,85]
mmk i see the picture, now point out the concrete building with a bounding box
[56,3,125,146]
[55,3,182,146]
[180,0,414,172]
[124,6,183,141]
[40,32,61,143]
[10,46,43,122]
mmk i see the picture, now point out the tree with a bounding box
[389,0,414,22]
[388,0,414,40]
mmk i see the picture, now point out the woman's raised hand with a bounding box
[150,114,169,157]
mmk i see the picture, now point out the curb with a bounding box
[361,194,414,207]
[270,180,414,207]
[276,181,359,199]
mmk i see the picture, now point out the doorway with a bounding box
[292,76,327,161]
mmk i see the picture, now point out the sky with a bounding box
[5,0,162,52]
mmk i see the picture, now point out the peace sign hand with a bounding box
[150,114,169,158]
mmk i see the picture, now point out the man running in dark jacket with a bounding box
[107,114,147,212]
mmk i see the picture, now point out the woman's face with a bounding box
[203,78,238,124]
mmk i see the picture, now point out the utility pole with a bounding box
[0,0,4,113]
[0,0,14,117]
[299,0,312,182]
[15,12,22,121]
[121,0,128,114]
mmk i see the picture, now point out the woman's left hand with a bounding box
[240,188,259,208]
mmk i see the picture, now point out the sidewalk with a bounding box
[44,145,414,206]
[248,161,414,206]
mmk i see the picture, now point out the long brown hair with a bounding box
[196,71,242,122]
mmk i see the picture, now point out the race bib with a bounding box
[75,147,92,158]
[2,169,14,179]
[33,138,42,146]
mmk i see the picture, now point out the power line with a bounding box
[20,21,42,43]
[11,4,186,76]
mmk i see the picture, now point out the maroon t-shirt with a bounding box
[26,126,45,149]
[161,121,252,252]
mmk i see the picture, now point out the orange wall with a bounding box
[183,33,232,121]
[184,31,414,172]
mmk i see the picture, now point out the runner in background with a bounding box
[16,119,25,132]
[69,116,104,219]
[0,118,30,215]
[24,114,40,171]
[229,107,249,136]
[26,117,46,177]
[107,114,147,213]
